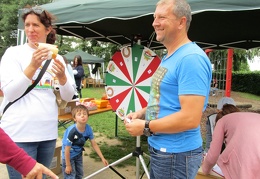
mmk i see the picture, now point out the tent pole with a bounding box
[225,49,233,97]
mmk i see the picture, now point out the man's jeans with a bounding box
[7,139,56,179]
[149,145,203,179]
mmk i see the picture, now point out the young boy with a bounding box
[62,104,108,178]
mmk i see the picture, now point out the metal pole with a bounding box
[225,49,233,97]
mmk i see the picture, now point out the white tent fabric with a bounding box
[88,64,101,81]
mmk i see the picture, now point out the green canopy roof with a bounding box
[18,0,260,49]
[64,50,104,64]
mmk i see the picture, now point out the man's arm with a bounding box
[149,95,205,133]
[125,95,205,136]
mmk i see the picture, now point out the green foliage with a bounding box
[232,71,260,96]
[211,71,260,95]
[208,49,256,72]
[233,49,250,71]
[55,35,81,55]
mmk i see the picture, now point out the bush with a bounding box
[212,71,260,96]
[232,71,260,96]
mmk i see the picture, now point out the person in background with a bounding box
[206,104,240,156]
[215,104,240,124]
[62,55,76,85]
[0,128,58,179]
[73,55,85,98]
[62,105,108,178]
[62,55,78,99]
[0,6,74,179]
[205,97,237,153]
[202,112,260,179]
[125,0,212,178]
[211,76,218,96]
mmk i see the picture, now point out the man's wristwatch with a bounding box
[143,120,153,136]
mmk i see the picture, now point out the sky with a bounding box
[248,56,260,71]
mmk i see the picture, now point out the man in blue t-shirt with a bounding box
[125,0,212,178]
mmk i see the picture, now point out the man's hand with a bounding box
[125,119,145,136]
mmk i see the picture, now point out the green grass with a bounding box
[59,87,149,168]
[237,92,260,101]
[81,87,106,99]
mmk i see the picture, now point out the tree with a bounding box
[233,49,250,71]
[208,49,259,72]
[55,35,80,55]
[0,0,52,57]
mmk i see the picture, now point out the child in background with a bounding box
[62,105,108,178]
[211,76,218,96]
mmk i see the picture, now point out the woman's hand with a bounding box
[30,47,51,70]
[52,58,67,85]
[25,47,51,80]
[22,163,59,179]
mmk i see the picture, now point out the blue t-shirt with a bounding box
[62,124,94,159]
[146,42,212,153]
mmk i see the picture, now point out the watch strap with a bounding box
[145,120,150,128]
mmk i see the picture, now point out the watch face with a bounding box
[143,128,151,136]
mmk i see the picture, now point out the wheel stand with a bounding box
[84,136,150,179]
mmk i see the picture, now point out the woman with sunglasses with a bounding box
[0,6,75,179]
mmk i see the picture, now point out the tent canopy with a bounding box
[18,0,260,49]
[64,49,104,64]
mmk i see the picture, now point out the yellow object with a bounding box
[91,100,108,108]
[36,42,59,59]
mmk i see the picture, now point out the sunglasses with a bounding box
[23,6,51,25]
[23,6,46,15]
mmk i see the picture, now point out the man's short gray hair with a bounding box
[157,0,192,31]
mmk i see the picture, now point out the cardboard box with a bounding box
[49,144,62,175]
[91,100,108,108]
[58,101,76,115]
